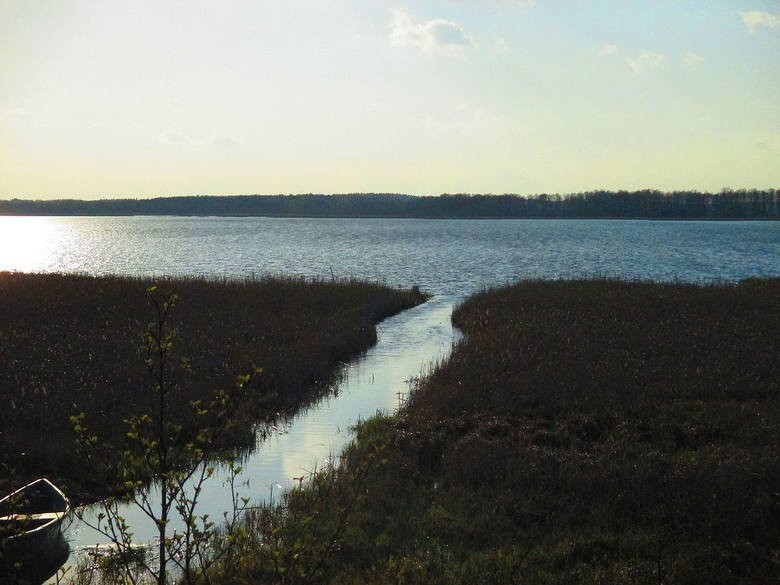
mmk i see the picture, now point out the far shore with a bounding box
[1,189,777,220]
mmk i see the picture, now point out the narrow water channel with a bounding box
[59,295,460,572]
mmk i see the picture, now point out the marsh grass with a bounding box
[0,272,426,502]
[223,278,780,584]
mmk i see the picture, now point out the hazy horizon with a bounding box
[2,1,779,200]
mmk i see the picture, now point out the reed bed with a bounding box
[223,278,779,584]
[0,272,426,501]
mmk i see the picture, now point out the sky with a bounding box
[1,0,779,199]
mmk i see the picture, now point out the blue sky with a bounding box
[1,1,778,198]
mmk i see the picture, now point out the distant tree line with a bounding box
[0,189,777,219]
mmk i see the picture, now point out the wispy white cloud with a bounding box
[389,8,476,54]
[595,43,620,58]
[740,10,780,33]
[683,51,703,67]
[0,107,32,129]
[595,45,665,72]
[626,49,666,74]
[489,36,512,57]
[0,106,31,120]
[470,0,535,6]
[158,131,240,151]
[158,131,188,145]
[424,102,506,138]
[212,137,241,151]
[597,45,701,71]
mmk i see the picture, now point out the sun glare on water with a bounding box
[0,217,63,273]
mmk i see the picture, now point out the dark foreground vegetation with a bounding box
[0,272,426,502]
[1,189,778,219]
[222,278,780,584]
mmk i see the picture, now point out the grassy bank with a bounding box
[0,272,427,502]
[225,278,779,584]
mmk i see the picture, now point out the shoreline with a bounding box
[2,213,778,221]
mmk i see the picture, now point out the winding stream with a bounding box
[62,294,461,563]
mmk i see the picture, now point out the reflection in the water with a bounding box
[1,521,70,585]
[64,296,459,552]
[0,217,59,273]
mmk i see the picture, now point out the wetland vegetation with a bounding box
[0,272,427,503]
[2,275,778,584]
[218,278,779,584]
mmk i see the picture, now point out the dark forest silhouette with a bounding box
[1,189,777,219]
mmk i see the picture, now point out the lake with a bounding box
[1,216,777,563]
[2,217,778,292]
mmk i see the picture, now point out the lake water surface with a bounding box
[2,217,777,292]
[1,216,777,562]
